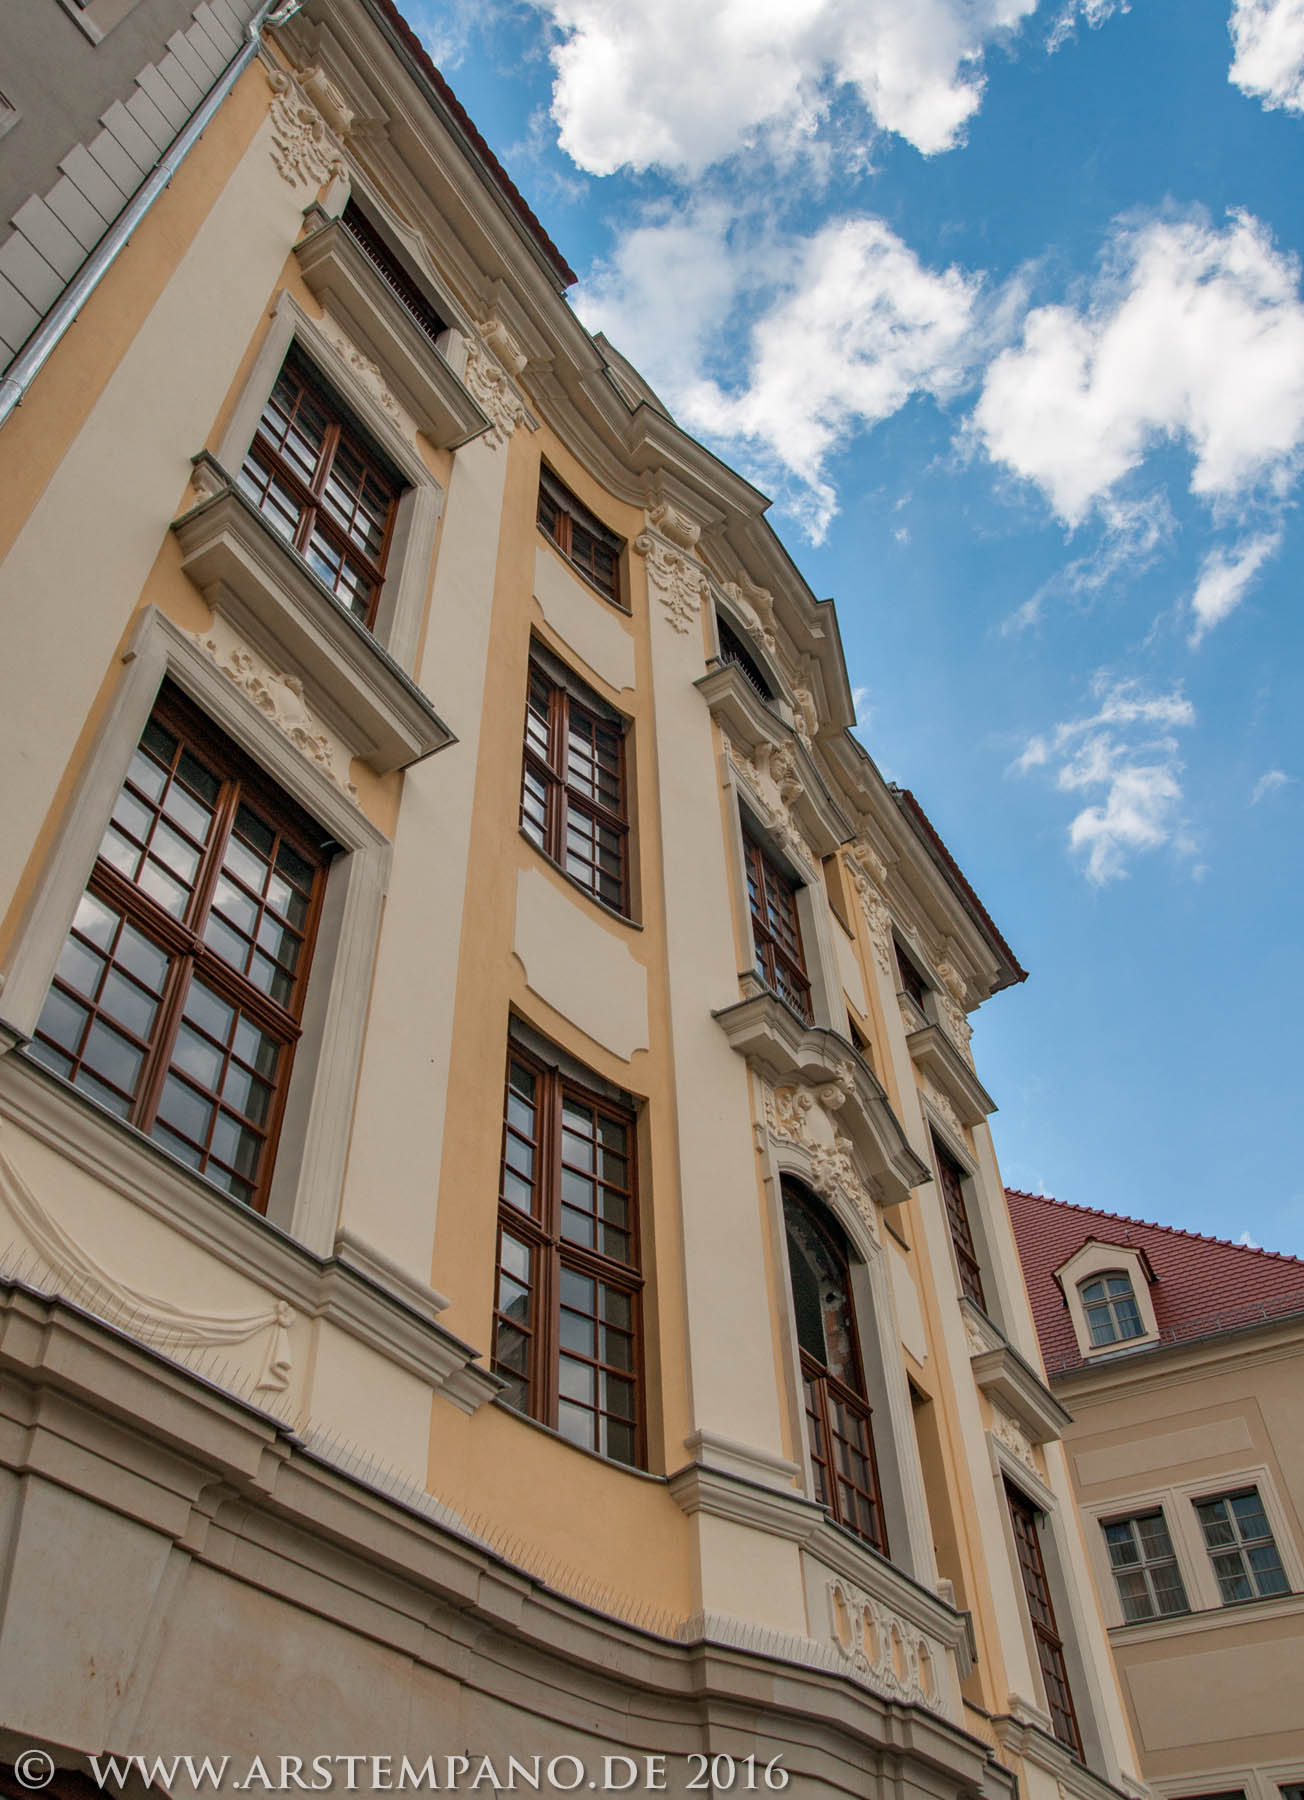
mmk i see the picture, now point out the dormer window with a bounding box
[1080,1272,1144,1347]
[716,617,775,702]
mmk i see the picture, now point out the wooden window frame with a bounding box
[1080,1271,1144,1346]
[1102,1510,1190,1622]
[785,1184,888,1553]
[520,654,630,917]
[537,466,625,608]
[744,830,813,1023]
[27,683,330,1214]
[895,940,929,1011]
[1195,1487,1291,1604]
[239,348,402,631]
[933,1134,986,1311]
[491,1044,645,1469]
[1007,1482,1083,1756]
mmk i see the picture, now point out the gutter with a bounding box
[0,0,303,432]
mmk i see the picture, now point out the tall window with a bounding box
[537,467,624,606]
[238,348,402,628]
[1080,1272,1144,1346]
[784,1184,886,1553]
[1006,1483,1082,1755]
[1102,1511,1189,1621]
[492,1044,643,1469]
[744,832,812,1023]
[1195,1489,1290,1603]
[520,655,629,915]
[933,1135,985,1311]
[28,686,329,1211]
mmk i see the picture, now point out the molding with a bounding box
[1106,1586,1304,1645]
[907,1024,996,1127]
[668,1463,818,1537]
[713,993,930,1205]
[172,473,453,772]
[679,1426,800,1490]
[989,1711,1137,1800]
[293,216,490,448]
[0,1055,498,1411]
[633,505,711,633]
[971,1342,1072,1445]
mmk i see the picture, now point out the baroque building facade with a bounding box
[1008,1190,1304,1800]
[0,1,1150,1792]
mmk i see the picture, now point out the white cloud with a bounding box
[1188,531,1282,643]
[1014,676,1196,882]
[1237,1229,1262,1247]
[1048,0,1128,51]
[852,684,874,728]
[1229,0,1304,114]
[538,0,1040,177]
[1251,767,1292,801]
[579,210,977,538]
[971,210,1304,526]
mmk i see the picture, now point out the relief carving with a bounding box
[935,956,975,1066]
[921,1077,963,1140]
[463,332,527,450]
[190,616,359,801]
[992,1404,1038,1472]
[267,68,346,190]
[319,315,415,440]
[634,514,710,633]
[721,733,818,875]
[827,1579,947,1715]
[720,572,777,654]
[846,843,893,977]
[765,1073,878,1242]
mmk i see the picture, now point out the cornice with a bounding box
[1050,1312,1304,1401]
[907,1024,996,1127]
[970,1341,1072,1445]
[989,1711,1142,1800]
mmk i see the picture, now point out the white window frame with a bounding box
[0,605,390,1257]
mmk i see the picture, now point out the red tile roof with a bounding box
[1006,1187,1304,1376]
[367,0,579,288]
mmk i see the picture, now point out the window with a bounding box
[27,685,330,1213]
[537,467,624,606]
[340,200,448,347]
[1080,1272,1144,1346]
[895,941,928,1011]
[933,1135,985,1311]
[492,1044,643,1468]
[716,616,775,702]
[520,654,629,915]
[238,348,402,629]
[1196,1489,1290,1603]
[1006,1483,1082,1756]
[744,831,812,1023]
[784,1183,887,1552]
[1102,1512,1189,1621]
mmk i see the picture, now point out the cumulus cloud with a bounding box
[1251,767,1292,801]
[1229,0,1304,114]
[1188,531,1282,643]
[971,210,1304,526]
[1014,676,1196,882]
[538,0,1040,176]
[580,210,977,537]
[1048,0,1128,52]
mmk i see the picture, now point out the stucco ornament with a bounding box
[0,1136,296,1392]
[827,1579,947,1716]
[963,1312,990,1358]
[992,1403,1038,1473]
[765,1071,878,1241]
[463,330,527,450]
[720,572,778,655]
[721,732,819,875]
[267,68,346,190]
[846,842,894,977]
[634,506,710,633]
[190,616,359,801]
[934,956,975,1066]
[319,315,414,440]
[791,684,820,749]
[922,1077,964,1141]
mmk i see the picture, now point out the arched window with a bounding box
[1079,1271,1144,1346]
[783,1182,887,1552]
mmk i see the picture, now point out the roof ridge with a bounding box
[1004,1187,1304,1267]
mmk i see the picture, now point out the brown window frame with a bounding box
[744,830,813,1024]
[520,654,630,917]
[895,940,929,1011]
[27,683,330,1214]
[239,347,402,631]
[537,466,625,608]
[933,1134,986,1311]
[491,1044,645,1470]
[1007,1482,1083,1756]
[785,1183,888,1554]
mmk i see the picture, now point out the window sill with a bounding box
[536,527,632,615]
[294,213,490,450]
[490,1395,661,1481]
[1107,1586,1303,1641]
[0,1050,498,1412]
[172,466,454,775]
[518,828,642,929]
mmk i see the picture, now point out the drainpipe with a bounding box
[0,0,302,431]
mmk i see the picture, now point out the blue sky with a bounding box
[410,0,1304,1258]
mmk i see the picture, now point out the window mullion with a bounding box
[540,1069,563,1428]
